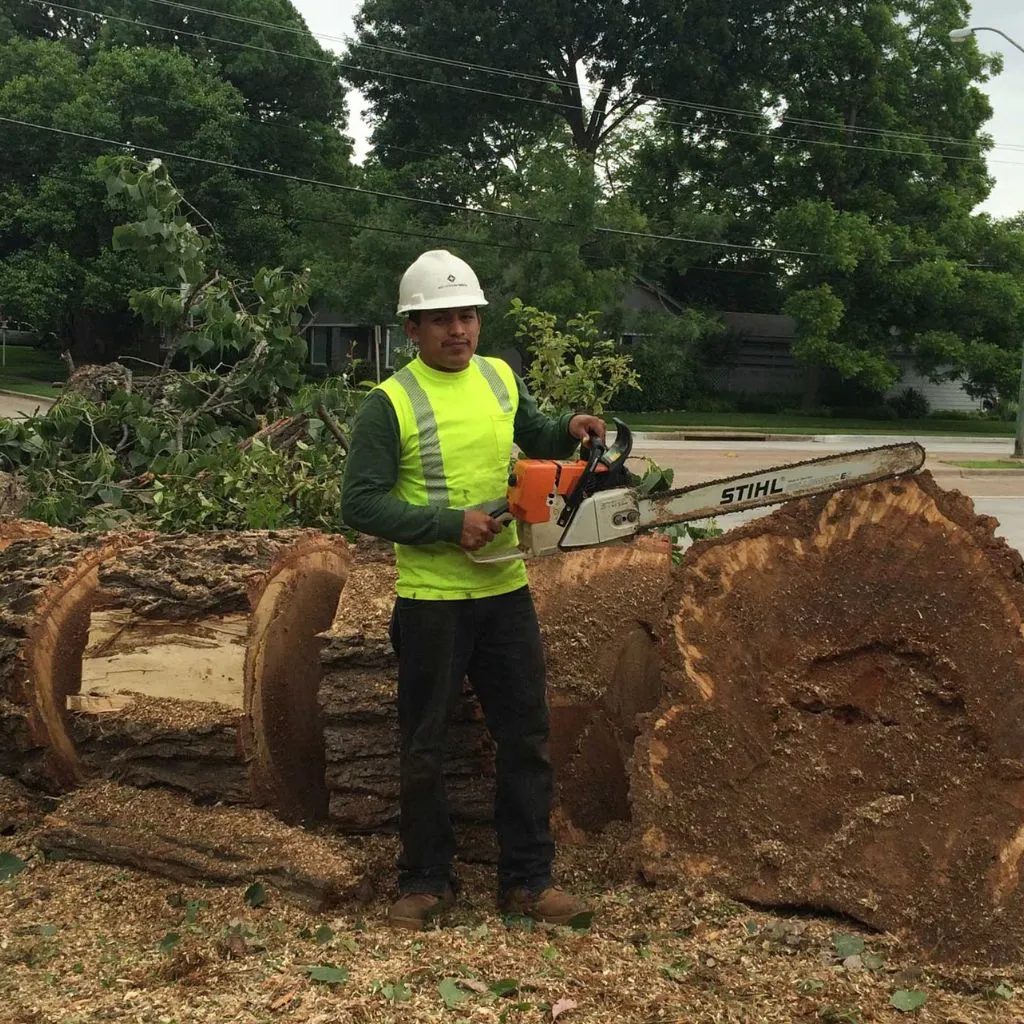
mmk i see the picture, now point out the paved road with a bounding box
[630,435,1024,553]
[0,392,54,419]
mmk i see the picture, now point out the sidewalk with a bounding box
[0,389,55,418]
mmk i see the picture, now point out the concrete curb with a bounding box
[811,433,1013,446]
[932,466,1024,479]
[0,388,55,406]
[634,430,810,443]
[633,429,1014,447]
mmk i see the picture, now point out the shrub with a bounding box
[887,387,930,420]
[614,339,700,412]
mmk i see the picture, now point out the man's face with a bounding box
[405,307,480,372]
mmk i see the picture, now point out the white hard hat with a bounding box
[396,249,488,316]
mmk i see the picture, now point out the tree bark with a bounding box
[631,472,1024,964]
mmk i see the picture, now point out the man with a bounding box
[341,249,605,931]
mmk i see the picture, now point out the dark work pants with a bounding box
[388,585,555,897]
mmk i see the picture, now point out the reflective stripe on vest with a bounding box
[390,366,450,507]
[390,355,514,506]
[472,354,513,413]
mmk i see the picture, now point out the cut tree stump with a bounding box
[631,472,1024,964]
[36,781,361,910]
[245,535,672,846]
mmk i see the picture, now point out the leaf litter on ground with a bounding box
[1,818,1022,1024]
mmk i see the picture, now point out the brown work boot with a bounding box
[499,886,592,926]
[387,888,455,931]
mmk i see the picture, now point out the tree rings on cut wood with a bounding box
[530,535,672,834]
[242,533,353,826]
[0,530,129,790]
[632,472,1024,963]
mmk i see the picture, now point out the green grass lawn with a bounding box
[946,459,1024,469]
[610,410,1016,436]
[0,344,66,398]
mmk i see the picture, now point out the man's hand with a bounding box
[568,413,607,446]
[459,509,504,551]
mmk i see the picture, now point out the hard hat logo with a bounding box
[397,249,488,316]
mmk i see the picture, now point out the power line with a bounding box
[0,114,827,256]
[10,112,1018,269]
[128,0,1024,155]
[656,117,1003,165]
[11,135,1016,276]
[41,0,1020,170]
[33,0,587,115]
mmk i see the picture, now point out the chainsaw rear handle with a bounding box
[557,418,632,528]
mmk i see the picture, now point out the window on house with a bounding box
[309,327,329,366]
[384,325,406,370]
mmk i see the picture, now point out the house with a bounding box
[705,312,985,412]
[303,305,405,380]
[304,288,985,413]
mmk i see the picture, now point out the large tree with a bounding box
[626,0,1024,401]
[346,0,784,198]
[0,0,353,360]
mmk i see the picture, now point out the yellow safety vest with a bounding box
[377,354,528,600]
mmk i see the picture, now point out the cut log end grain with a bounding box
[631,472,1024,964]
[242,536,353,826]
[0,531,128,789]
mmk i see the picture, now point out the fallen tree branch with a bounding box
[316,404,349,452]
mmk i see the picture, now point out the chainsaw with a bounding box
[469,419,926,562]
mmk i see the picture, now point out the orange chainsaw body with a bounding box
[507,458,610,524]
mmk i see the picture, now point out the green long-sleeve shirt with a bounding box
[341,371,578,545]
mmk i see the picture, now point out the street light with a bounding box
[949,25,1024,56]
[950,24,1024,457]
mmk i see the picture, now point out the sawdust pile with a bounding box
[632,472,1024,964]
[3,780,1021,1024]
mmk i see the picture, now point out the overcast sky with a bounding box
[293,0,1024,218]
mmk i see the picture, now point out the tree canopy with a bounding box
[0,0,352,361]
[2,0,1023,408]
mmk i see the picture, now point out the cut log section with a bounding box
[631,472,1024,964]
[273,536,672,844]
[0,527,350,810]
[36,781,361,910]
[92,531,350,810]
